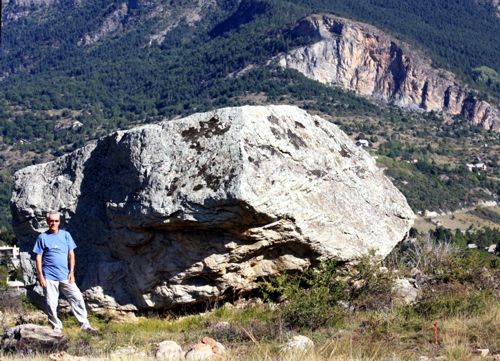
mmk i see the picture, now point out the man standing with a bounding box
[33,211,96,333]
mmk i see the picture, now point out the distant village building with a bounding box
[487,244,497,254]
[72,120,84,129]
[356,139,370,147]
[0,246,20,268]
[405,158,418,164]
[0,246,23,288]
[54,120,84,132]
[423,210,439,218]
[466,162,487,172]
[466,156,488,172]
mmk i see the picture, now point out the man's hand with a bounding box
[68,250,76,283]
[35,254,47,288]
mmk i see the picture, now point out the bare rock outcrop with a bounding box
[2,0,60,22]
[78,2,128,46]
[11,105,414,311]
[149,0,216,45]
[279,14,499,131]
[75,0,216,47]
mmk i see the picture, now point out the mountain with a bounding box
[278,14,499,131]
[0,0,499,237]
[2,0,499,123]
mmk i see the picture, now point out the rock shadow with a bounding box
[68,133,319,311]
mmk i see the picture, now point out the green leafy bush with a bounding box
[347,253,396,311]
[259,259,346,330]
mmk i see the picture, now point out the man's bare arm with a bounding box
[35,254,46,288]
[68,250,75,283]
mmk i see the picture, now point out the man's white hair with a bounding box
[45,210,60,219]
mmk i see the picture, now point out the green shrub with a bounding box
[0,265,7,288]
[280,283,344,330]
[347,253,396,311]
[414,289,493,319]
[259,259,346,330]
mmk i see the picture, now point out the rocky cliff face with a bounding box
[11,105,414,311]
[76,0,216,47]
[3,0,214,46]
[78,3,129,47]
[77,0,216,47]
[278,14,499,132]
[2,0,60,22]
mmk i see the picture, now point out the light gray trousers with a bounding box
[44,279,90,330]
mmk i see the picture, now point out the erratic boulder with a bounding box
[11,105,414,311]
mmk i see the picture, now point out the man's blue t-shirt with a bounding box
[33,229,77,281]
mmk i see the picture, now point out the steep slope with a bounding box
[0,0,222,80]
[278,14,499,131]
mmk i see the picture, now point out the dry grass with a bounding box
[2,297,498,360]
[2,237,498,361]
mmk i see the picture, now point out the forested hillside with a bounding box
[2,0,499,119]
[0,0,499,239]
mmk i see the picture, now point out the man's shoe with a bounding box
[81,324,98,334]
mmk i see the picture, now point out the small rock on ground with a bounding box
[185,343,214,361]
[282,335,314,353]
[392,277,419,305]
[185,337,226,361]
[155,340,184,361]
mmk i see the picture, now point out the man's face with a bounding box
[47,214,60,233]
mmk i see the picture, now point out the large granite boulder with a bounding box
[10,105,414,311]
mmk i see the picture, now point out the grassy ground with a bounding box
[1,237,499,360]
[2,296,497,360]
